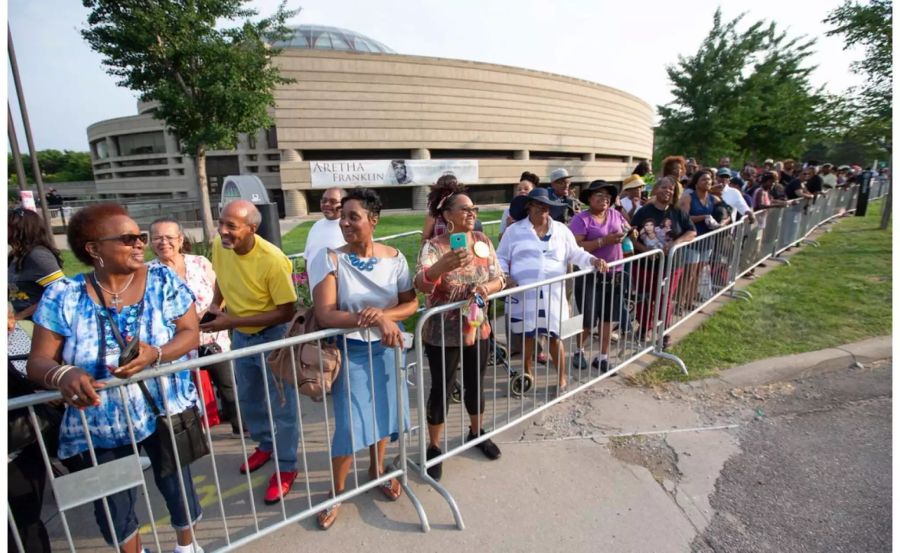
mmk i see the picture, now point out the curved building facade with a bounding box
[86,25,653,216]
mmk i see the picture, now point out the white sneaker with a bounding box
[173,545,204,553]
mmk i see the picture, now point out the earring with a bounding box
[96,257,105,269]
[447,220,455,233]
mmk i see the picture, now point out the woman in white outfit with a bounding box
[496,188,607,392]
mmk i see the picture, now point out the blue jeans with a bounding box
[66,431,201,546]
[233,323,298,472]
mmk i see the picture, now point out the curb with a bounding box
[674,335,893,394]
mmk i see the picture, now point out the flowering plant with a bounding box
[293,271,313,307]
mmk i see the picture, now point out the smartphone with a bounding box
[200,312,217,324]
[449,232,467,250]
[118,337,140,366]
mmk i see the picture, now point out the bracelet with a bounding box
[153,346,163,366]
[43,364,63,388]
[421,266,441,287]
[50,365,76,389]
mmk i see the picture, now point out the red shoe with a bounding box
[239,448,272,474]
[264,471,299,504]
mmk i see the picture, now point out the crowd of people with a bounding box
[7,154,874,550]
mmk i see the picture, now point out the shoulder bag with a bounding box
[268,252,341,402]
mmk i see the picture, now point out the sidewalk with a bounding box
[235,335,891,553]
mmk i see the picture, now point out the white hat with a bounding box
[549,168,573,182]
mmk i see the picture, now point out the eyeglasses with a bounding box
[151,235,181,244]
[96,232,149,246]
[456,206,480,215]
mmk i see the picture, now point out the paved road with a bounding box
[694,361,892,553]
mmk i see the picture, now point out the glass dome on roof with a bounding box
[272,25,395,54]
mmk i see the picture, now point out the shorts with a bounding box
[574,271,623,325]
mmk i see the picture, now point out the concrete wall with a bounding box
[274,49,654,199]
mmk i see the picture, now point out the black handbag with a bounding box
[89,274,209,478]
[198,343,223,357]
[8,359,63,454]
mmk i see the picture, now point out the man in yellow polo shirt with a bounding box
[201,199,298,504]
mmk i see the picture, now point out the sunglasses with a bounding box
[457,206,480,215]
[96,232,149,246]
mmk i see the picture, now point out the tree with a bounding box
[655,9,825,165]
[824,0,892,154]
[82,0,297,243]
[7,150,94,185]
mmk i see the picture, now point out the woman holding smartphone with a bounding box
[415,192,505,481]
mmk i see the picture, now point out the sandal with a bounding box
[317,501,342,530]
[378,478,402,501]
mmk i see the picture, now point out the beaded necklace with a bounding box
[347,252,378,271]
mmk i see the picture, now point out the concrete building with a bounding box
[86,24,653,217]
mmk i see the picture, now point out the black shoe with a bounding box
[426,445,443,481]
[467,428,502,460]
[591,357,610,374]
[571,351,588,371]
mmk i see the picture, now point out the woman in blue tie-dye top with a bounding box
[27,203,204,553]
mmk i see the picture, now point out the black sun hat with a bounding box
[509,187,566,221]
[579,180,619,205]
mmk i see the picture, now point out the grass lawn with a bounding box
[280,209,505,257]
[633,199,892,385]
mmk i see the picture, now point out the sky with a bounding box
[7,0,867,152]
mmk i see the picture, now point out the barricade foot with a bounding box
[726,289,752,302]
[408,459,466,530]
[392,455,431,533]
[801,239,820,247]
[650,349,688,376]
[772,256,790,265]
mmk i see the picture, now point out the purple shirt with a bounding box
[569,209,627,267]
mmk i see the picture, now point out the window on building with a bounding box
[92,140,109,160]
[266,127,278,149]
[266,165,280,173]
[247,133,257,149]
[116,131,167,156]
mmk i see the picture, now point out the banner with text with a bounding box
[310,159,479,188]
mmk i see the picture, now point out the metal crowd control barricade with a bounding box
[8,326,428,553]
[774,200,804,258]
[409,249,678,527]
[658,220,747,343]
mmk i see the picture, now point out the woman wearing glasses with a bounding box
[496,188,608,394]
[415,191,506,481]
[26,203,204,553]
[148,217,239,435]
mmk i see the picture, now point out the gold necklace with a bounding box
[93,271,136,309]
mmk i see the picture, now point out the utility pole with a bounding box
[7,103,28,192]
[9,24,53,236]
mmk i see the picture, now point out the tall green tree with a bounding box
[655,9,824,165]
[82,0,297,243]
[7,150,94,184]
[824,0,892,154]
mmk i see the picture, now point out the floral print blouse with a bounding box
[149,254,230,350]
[416,231,504,347]
[33,264,198,459]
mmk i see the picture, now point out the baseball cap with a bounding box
[549,168,572,182]
[764,158,774,165]
[716,167,732,177]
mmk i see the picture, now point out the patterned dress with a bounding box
[33,264,198,459]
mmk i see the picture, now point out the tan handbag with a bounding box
[268,306,341,402]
